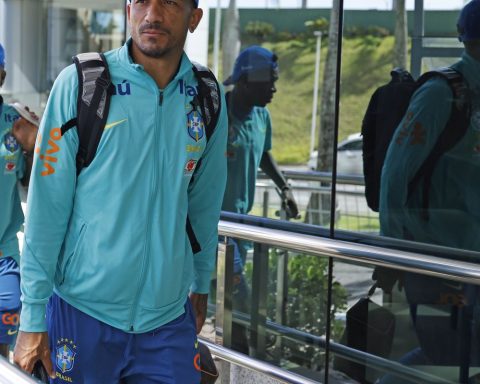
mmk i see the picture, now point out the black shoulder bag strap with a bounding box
[407,68,471,221]
[61,52,112,176]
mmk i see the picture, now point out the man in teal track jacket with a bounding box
[13,1,227,382]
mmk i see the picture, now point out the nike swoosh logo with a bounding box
[444,282,463,291]
[7,329,18,336]
[104,118,128,130]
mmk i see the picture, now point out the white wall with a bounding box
[184,4,210,67]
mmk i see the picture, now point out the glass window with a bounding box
[331,2,480,383]
[331,259,480,384]
[1,1,125,110]
[214,3,338,228]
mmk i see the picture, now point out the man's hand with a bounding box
[13,331,55,379]
[189,293,208,334]
[281,186,299,219]
[12,117,38,153]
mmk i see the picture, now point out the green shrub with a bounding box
[244,21,275,44]
[365,25,391,37]
[275,31,297,42]
[304,17,329,36]
[345,25,391,38]
[244,249,348,369]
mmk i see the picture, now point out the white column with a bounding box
[212,0,222,77]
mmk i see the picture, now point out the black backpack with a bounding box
[362,67,470,216]
[60,52,221,176]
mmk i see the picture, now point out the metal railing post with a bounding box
[216,240,235,384]
[262,190,269,218]
[216,241,234,347]
[274,248,288,362]
[250,242,269,359]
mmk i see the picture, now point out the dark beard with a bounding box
[137,40,170,58]
[135,22,171,58]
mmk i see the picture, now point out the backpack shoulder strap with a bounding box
[61,52,112,176]
[417,67,468,105]
[407,67,471,220]
[191,62,221,142]
[185,63,222,255]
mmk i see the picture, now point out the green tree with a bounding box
[393,0,408,69]
[305,0,340,226]
[222,0,241,81]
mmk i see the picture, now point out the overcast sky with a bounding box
[203,0,468,10]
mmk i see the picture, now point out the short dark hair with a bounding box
[128,0,198,7]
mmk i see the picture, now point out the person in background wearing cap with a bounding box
[0,43,39,359]
[221,45,298,353]
[379,1,480,382]
[13,0,227,382]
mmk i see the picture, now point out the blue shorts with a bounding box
[0,257,20,344]
[47,294,201,384]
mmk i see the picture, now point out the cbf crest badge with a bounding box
[56,340,77,374]
[3,133,19,153]
[187,110,205,142]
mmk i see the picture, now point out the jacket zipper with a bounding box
[127,83,162,331]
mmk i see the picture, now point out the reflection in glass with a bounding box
[332,260,480,384]
[334,2,480,383]
[215,3,337,227]
[48,7,125,89]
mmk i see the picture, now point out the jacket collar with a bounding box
[117,38,193,84]
[456,52,480,93]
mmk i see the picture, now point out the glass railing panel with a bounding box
[331,259,480,384]
[210,236,332,382]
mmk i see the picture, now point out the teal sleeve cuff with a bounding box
[19,303,47,332]
[191,268,212,294]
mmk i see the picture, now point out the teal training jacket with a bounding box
[380,52,480,252]
[20,41,228,333]
[0,101,23,264]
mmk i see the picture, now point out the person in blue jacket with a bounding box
[379,1,480,381]
[0,43,39,359]
[221,46,298,353]
[13,1,227,382]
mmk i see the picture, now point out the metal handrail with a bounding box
[0,357,40,384]
[200,339,321,384]
[218,220,480,284]
[258,170,365,186]
[212,306,453,384]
